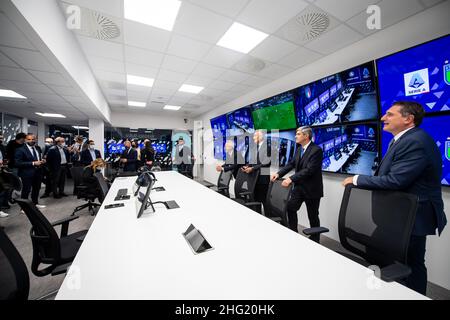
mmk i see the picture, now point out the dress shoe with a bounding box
[40,194,50,199]
[54,195,62,199]
[60,193,69,197]
[35,204,46,209]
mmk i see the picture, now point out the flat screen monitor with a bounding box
[182,224,213,254]
[136,173,156,218]
[226,107,254,135]
[295,61,378,127]
[251,92,297,130]
[381,114,450,186]
[210,114,228,160]
[376,35,450,115]
[266,130,297,167]
[314,122,378,175]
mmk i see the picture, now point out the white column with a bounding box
[37,121,45,148]
[89,118,104,158]
[21,117,28,133]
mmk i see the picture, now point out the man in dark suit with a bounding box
[343,101,447,295]
[216,140,245,179]
[174,137,193,175]
[46,137,70,199]
[80,139,102,166]
[120,140,138,172]
[41,137,54,198]
[14,134,46,208]
[6,132,26,175]
[272,127,323,242]
[242,130,271,215]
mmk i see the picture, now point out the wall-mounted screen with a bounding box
[226,107,254,135]
[295,61,379,127]
[313,123,379,175]
[377,35,450,114]
[210,114,228,160]
[251,92,297,130]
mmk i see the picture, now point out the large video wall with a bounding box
[210,34,450,186]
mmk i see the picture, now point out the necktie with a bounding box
[31,147,38,161]
[387,139,396,151]
[300,147,304,159]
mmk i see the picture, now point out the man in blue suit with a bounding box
[343,101,447,295]
[14,134,45,207]
[80,139,102,166]
[46,137,71,199]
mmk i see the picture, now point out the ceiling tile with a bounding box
[0,13,35,50]
[60,0,123,18]
[77,35,124,61]
[239,75,272,87]
[0,47,56,72]
[278,46,323,69]
[123,20,171,52]
[152,79,182,91]
[125,46,164,68]
[161,55,198,74]
[250,36,299,63]
[0,80,53,94]
[173,2,233,43]
[237,0,309,33]
[314,0,382,21]
[304,24,363,55]
[209,79,236,91]
[28,70,72,87]
[166,34,212,61]
[203,46,245,68]
[217,69,251,83]
[0,51,19,67]
[191,63,227,79]
[87,56,125,73]
[125,63,158,78]
[0,66,39,83]
[187,0,249,17]
[255,64,293,79]
[420,0,444,7]
[94,70,126,83]
[151,86,178,96]
[127,90,150,101]
[184,75,214,87]
[156,69,189,84]
[50,86,80,97]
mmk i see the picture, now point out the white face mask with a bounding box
[89,145,95,150]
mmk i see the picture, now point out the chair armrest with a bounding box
[217,186,229,191]
[51,262,72,276]
[302,227,330,236]
[244,201,261,212]
[239,191,253,200]
[51,215,79,237]
[379,262,412,282]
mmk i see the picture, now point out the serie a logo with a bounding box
[444,61,450,86]
[446,140,450,162]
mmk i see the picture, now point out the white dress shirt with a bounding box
[26,144,40,161]
[58,146,67,164]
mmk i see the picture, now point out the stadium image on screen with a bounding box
[381,114,450,186]
[295,61,379,127]
[377,35,450,115]
[210,114,228,160]
[313,123,379,175]
[251,91,297,130]
[226,107,254,135]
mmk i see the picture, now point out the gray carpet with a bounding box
[1,178,449,300]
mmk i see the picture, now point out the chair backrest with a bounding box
[15,199,62,277]
[116,171,138,177]
[0,228,29,300]
[338,186,418,267]
[234,169,259,200]
[0,168,22,192]
[217,170,233,189]
[266,179,293,226]
[70,166,84,188]
[94,172,109,201]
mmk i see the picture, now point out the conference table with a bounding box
[313,88,355,126]
[56,171,426,300]
[326,143,359,172]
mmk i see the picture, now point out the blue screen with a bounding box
[377,35,450,114]
[295,61,378,127]
[210,114,228,160]
[381,114,450,186]
[226,107,254,134]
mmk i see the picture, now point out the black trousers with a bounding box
[254,183,269,215]
[404,235,427,295]
[20,170,42,204]
[43,167,52,195]
[287,192,321,242]
[52,165,67,196]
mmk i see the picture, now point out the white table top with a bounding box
[56,171,426,300]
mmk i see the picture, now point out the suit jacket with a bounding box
[80,149,102,166]
[46,146,70,171]
[357,127,447,236]
[247,141,271,185]
[43,144,53,158]
[174,145,192,165]
[223,150,245,179]
[14,145,43,178]
[121,148,138,172]
[278,142,324,199]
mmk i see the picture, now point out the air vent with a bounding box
[233,56,266,73]
[295,12,330,41]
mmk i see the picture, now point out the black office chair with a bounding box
[0,168,22,204]
[71,167,101,216]
[204,170,233,197]
[116,171,138,177]
[245,179,293,219]
[94,172,109,202]
[303,185,418,282]
[16,199,88,277]
[230,169,259,205]
[0,227,29,300]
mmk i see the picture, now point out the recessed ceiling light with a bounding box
[128,101,146,107]
[164,105,181,110]
[127,75,154,87]
[72,126,89,130]
[35,112,66,118]
[124,0,181,31]
[179,84,204,94]
[217,22,268,54]
[0,89,27,99]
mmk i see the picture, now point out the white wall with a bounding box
[110,112,193,131]
[197,2,450,290]
[89,118,104,157]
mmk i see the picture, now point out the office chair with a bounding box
[245,179,293,220]
[15,199,88,277]
[71,167,101,216]
[229,169,259,205]
[0,227,29,300]
[116,171,138,177]
[0,168,22,204]
[94,172,109,202]
[204,170,233,197]
[303,185,418,282]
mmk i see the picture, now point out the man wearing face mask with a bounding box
[120,140,138,172]
[46,137,71,199]
[41,137,54,199]
[80,140,102,166]
[14,134,46,208]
